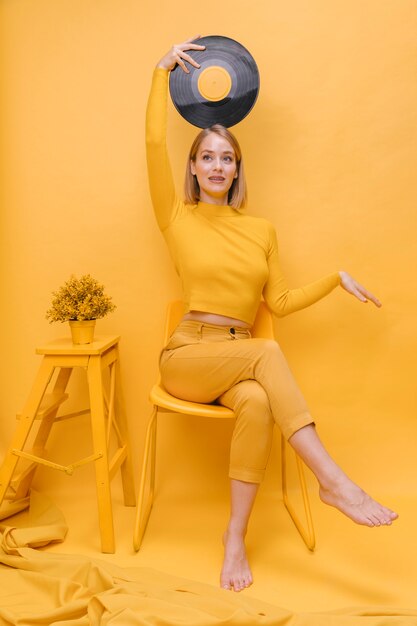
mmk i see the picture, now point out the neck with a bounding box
[199,193,228,206]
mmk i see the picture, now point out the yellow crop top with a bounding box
[146,68,340,326]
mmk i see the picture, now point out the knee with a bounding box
[233,380,273,427]
[254,338,282,355]
[266,338,283,355]
[252,338,285,367]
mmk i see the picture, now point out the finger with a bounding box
[172,51,194,72]
[180,36,206,50]
[178,50,202,69]
[348,280,368,300]
[357,285,382,307]
[175,55,190,73]
[185,34,201,43]
[172,43,205,73]
[185,34,200,42]
[174,54,194,73]
[367,294,382,307]
[352,288,368,303]
[180,42,206,50]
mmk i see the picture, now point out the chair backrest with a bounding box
[164,301,274,343]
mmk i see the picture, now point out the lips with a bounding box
[209,176,225,182]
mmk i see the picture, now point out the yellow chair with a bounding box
[133,301,315,552]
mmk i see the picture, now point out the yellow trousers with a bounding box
[160,321,313,483]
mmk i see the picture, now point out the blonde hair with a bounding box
[184,125,247,209]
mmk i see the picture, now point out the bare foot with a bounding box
[319,476,398,527]
[220,530,253,592]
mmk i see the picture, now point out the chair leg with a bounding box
[281,434,316,551]
[133,406,157,551]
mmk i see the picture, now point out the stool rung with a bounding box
[109,445,127,480]
[16,392,69,421]
[12,449,103,476]
[53,408,90,422]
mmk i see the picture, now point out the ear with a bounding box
[190,160,196,176]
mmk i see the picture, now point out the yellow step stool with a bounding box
[0,335,135,553]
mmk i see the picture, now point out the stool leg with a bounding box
[0,358,54,506]
[12,367,73,500]
[31,368,72,457]
[114,346,136,507]
[87,355,115,553]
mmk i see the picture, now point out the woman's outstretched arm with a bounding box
[263,224,381,316]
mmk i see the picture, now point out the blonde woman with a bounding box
[146,37,398,593]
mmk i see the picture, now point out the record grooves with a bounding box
[169,36,260,128]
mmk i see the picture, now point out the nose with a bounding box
[213,157,223,171]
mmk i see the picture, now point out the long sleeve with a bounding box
[263,223,340,317]
[146,68,185,231]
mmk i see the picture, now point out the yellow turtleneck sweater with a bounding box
[146,68,340,326]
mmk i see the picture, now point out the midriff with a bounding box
[182,310,251,329]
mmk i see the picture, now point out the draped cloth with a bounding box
[0,492,416,626]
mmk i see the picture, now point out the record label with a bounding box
[197,66,232,101]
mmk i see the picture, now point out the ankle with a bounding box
[317,465,350,493]
[225,523,247,539]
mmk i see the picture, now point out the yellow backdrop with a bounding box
[1,0,416,614]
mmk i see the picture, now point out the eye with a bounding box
[223,156,233,162]
[202,154,212,160]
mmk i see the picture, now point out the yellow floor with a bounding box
[42,454,417,614]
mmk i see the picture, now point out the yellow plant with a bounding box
[46,274,116,323]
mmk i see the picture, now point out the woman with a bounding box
[146,37,398,593]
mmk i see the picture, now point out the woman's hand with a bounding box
[339,271,382,307]
[157,36,206,73]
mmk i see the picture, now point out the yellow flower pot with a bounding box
[69,320,96,344]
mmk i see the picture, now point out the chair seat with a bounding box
[150,384,234,419]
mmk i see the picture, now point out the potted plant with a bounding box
[46,274,116,344]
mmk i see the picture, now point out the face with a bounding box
[190,133,238,205]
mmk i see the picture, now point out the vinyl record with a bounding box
[169,35,260,128]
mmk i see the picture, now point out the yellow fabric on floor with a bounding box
[0,491,416,626]
[2,547,417,626]
[0,498,30,523]
[0,491,67,555]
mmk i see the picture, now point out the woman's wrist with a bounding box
[156,60,171,71]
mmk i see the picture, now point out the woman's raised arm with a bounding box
[146,38,205,231]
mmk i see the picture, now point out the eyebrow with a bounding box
[200,149,235,155]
